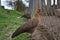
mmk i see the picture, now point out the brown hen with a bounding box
[11,8,41,38]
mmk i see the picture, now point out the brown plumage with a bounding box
[11,8,41,38]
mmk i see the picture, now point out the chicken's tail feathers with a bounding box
[11,31,19,38]
[11,28,23,38]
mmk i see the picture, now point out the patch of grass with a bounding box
[0,8,30,40]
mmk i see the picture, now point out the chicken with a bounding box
[11,8,41,38]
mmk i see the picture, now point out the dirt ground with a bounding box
[31,16,60,40]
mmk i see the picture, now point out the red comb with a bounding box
[37,8,41,13]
